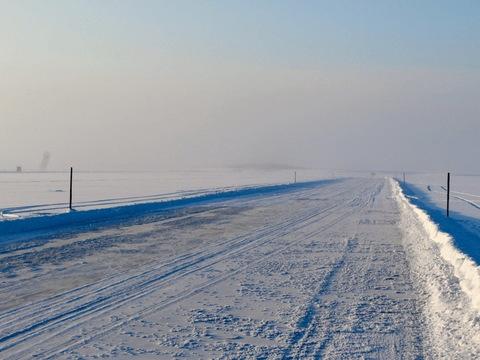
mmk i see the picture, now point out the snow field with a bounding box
[0,177,479,358]
[0,169,335,220]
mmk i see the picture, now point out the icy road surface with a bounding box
[0,178,479,359]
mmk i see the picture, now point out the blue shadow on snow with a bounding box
[400,181,480,266]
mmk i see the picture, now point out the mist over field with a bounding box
[1,1,479,173]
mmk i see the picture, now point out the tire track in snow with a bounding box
[43,184,374,359]
[0,185,348,329]
[0,205,333,351]
[282,181,383,359]
[283,237,357,359]
[0,182,370,358]
[0,184,334,322]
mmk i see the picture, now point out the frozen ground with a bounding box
[0,177,479,359]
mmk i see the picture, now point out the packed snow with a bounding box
[1,177,479,358]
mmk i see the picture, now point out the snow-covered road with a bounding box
[0,178,479,359]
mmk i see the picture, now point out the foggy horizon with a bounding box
[1,1,479,174]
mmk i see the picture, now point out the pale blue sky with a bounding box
[1,1,479,171]
[4,0,479,68]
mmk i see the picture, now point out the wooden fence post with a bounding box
[447,172,450,217]
[69,167,73,211]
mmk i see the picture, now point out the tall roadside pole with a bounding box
[69,167,73,211]
[447,172,450,217]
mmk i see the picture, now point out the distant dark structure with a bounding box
[16,166,22,173]
[40,151,51,171]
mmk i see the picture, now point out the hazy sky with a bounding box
[1,0,479,172]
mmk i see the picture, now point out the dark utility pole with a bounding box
[69,167,73,211]
[447,172,450,217]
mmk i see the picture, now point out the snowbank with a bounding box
[394,179,480,310]
[392,178,480,357]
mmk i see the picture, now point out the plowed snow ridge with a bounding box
[393,179,480,358]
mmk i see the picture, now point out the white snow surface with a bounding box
[0,169,334,220]
[393,179,480,358]
[0,177,479,358]
[402,172,480,222]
